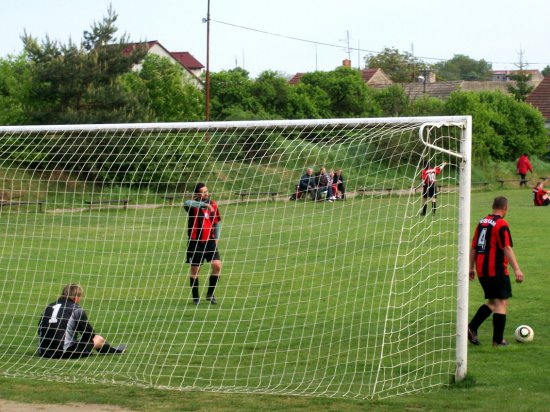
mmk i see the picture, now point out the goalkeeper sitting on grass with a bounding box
[38,283,126,359]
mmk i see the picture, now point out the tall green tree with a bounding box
[365,47,425,83]
[0,54,32,125]
[433,54,492,81]
[209,68,260,120]
[128,54,204,122]
[542,65,550,78]
[507,51,534,102]
[444,90,547,161]
[299,67,381,117]
[21,5,150,124]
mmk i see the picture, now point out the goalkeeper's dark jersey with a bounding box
[38,298,96,358]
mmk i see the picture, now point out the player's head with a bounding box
[306,168,313,175]
[60,283,83,302]
[492,196,508,216]
[194,183,209,200]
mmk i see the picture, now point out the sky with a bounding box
[1,0,549,78]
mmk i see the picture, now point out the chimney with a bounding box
[342,59,351,68]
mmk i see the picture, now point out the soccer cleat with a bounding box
[493,340,509,347]
[193,298,200,305]
[206,295,217,305]
[468,328,480,345]
[112,344,127,354]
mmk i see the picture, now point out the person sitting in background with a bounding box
[290,168,316,200]
[533,180,550,206]
[334,169,346,200]
[315,167,330,201]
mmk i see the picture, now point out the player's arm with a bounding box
[183,200,213,212]
[469,247,477,281]
[502,246,524,283]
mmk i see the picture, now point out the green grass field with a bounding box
[1,187,550,410]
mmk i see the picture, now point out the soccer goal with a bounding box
[0,116,471,399]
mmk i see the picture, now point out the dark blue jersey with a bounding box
[38,298,96,358]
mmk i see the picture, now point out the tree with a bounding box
[209,68,260,120]
[131,54,204,122]
[21,5,150,124]
[0,54,32,125]
[507,50,534,102]
[444,90,547,162]
[299,67,381,117]
[365,47,425,83]
[372,85,409,116]
[433,54,493,81]
[542,65,550,78]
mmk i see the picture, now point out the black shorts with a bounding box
[422,183,437,198]
[479,275,512,299]
[187,240,221,266]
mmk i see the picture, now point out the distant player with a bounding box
[467,196,524,347]
[419,161,447,216]
[533,180,550,206]
[184,183,222,305]
[38,283,126,359]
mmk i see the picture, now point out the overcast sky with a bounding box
[1,0,549,78]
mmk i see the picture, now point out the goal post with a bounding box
[0,116,471,399]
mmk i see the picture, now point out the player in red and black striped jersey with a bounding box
[467,197,524,347]
[183,183,222,305]
[419,161,446,216]
[533,180,550,206]
[38,284,126,358]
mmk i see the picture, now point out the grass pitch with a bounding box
[1,188,550,410]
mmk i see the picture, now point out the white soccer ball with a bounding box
[514,325,534,343]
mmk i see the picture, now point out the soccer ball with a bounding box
[514,325,534,343]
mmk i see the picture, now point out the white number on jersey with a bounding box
[48,303,62,324]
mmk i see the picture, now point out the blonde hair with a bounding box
[60,283,84,300]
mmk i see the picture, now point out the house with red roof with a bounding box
[124,41,204,89]
[289,62,392,88]
[527,74,550,127]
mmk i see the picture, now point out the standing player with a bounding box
[533,180,550,206]
[38,283,126,358]
[467,196,524,347]
[419,161,447,216]
[184,183,222,305]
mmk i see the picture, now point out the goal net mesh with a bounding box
[0,117,469,399]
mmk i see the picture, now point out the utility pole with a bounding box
[204,0,211,123]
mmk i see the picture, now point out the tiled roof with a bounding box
[527,75,550,121]
[171,52,204,70]
[360,68,379,83]
[288,73,304,85]
[402,81,463,101]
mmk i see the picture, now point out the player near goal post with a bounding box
[418,161,447,216]
[183,183,222,305]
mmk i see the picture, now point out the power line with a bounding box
[211,19,549,68]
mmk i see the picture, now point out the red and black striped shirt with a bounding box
[187,200,221,242]
[471,214,513,278]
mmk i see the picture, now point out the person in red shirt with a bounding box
[184,183,222,305]
[533,180,550,206]
[467,196,524,347]
[516,153,533,187]
[419,161,446,216]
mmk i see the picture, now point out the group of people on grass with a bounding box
[38,153,547,360]
[290,167,346,202]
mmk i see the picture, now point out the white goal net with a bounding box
[0,117,471,399]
